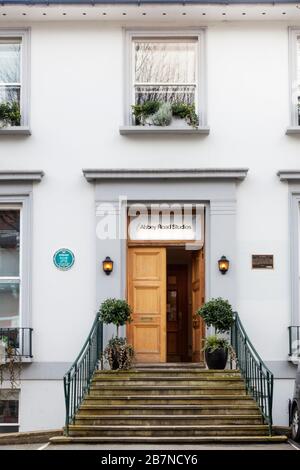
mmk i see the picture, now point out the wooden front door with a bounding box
[191,249,205,362]
[167,265,188,362]
[127,247,166,363]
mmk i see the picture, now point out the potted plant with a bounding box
[202,335,231,370]
[131,100,199,129]
[196,297,234,370]
[98,298,134,370]
[0,101,21,128]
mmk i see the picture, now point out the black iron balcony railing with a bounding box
[231,313,274,435]
[0,327,33,358]
[288,326,300,358]
[64,315,103,434]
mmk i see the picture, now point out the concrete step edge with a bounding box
[49,435,288,444]
[80,404,259,409]
[75,414,262,420]
[68,424,269,430]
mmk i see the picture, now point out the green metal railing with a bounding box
[230,313,274,435]
[63,315,103,434]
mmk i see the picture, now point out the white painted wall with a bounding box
[273,378,295,426]
[0,18,299,428]
[19,380,64,432]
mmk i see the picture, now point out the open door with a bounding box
[127,247,166,363]
[191,248,205,362]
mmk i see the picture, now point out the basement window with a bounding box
[0,390,19,433]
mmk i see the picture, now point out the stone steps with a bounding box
[89,385,247,396]
[92,378,244,386]
[78,404,260,416]
[74,414,263,426]
[84,395,255,405]
[67,424,270,437]
[94,369,241,378]
[53,367,287,444]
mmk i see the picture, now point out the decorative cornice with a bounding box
[0,171,44,182]
[83,168,249,182]
[277,170,300,182]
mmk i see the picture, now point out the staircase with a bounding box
[51,365,287,444]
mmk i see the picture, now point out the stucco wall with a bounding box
[0,19,299,427]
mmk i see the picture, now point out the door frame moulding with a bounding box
[83,168,248,343]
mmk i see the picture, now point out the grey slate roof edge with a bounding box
[1,0,300,5]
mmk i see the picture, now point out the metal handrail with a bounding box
[0,327,33,358]
[230,313,274,435]
[288,325,300,357]
[63,315,103,434]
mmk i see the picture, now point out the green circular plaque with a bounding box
[53,248,75,271]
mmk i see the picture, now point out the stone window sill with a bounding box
[286,127,300,135]
[119,126,210,135]
[0,126,31,136]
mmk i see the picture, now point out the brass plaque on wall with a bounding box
[252,255,274,269]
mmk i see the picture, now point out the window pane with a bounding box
[135,84,196,105]
[0,210,20,277]
[0,391,19,424]
[0,280,19,328]
[135,40,197,84]
[0,85,20,105]
[0,42,21,84]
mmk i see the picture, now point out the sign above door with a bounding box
[128,203,204,245]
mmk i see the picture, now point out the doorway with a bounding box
[127,245,205,364]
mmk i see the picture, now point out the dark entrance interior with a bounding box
[166,247,193,363]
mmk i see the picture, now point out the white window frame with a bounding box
[0,390,20,431]
[0,28,30,128]
[123,28,207,127]
[0,194,32,330]
[0,205,22,329]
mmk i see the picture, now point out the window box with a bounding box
[122,29,207,134]
[119,125,210,135]
[0,29,30,134]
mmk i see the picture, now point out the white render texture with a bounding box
[0,18,299,428]
[19,380,65,432]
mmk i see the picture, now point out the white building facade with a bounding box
[0,0,300,432]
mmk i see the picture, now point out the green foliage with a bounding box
[151,102,172,126]
[131,100,199,128]
[99,298,132,327]
[103,337,134,370]
[196,297,234,333]
[0,101,21,127]
[132,101,160,125]
[203,335,229,352]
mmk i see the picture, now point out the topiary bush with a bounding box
[196,297,234,333]
[98,298,132,337]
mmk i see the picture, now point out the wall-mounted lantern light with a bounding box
[218,256,229,275]
[102,256,114,275]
